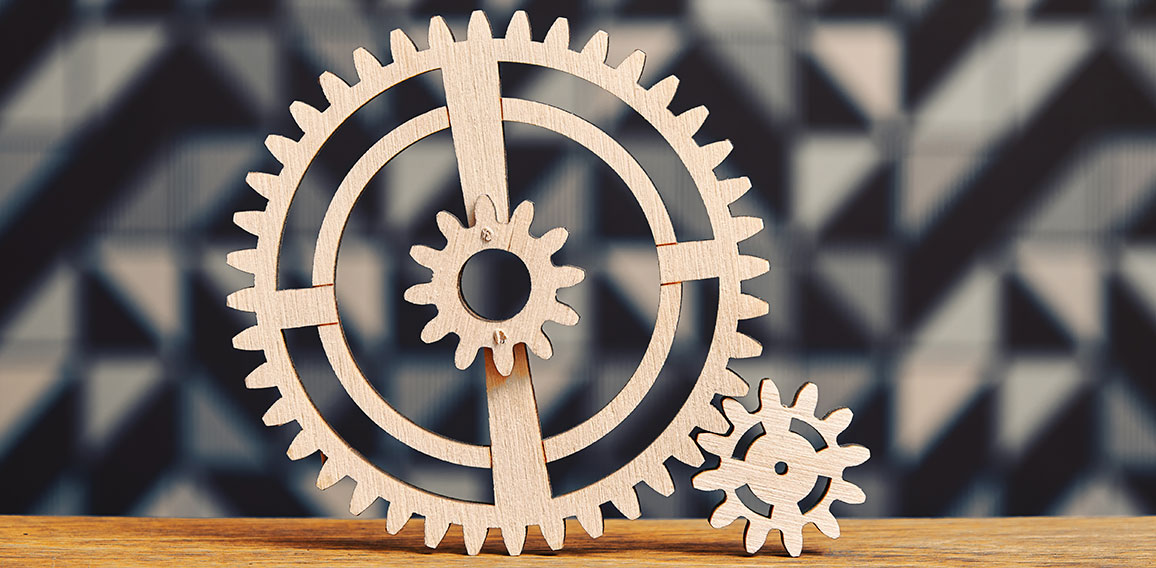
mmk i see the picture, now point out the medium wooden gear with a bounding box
[227,11,771,555]
[692,379,870,556]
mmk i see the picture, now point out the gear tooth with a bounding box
[286,431,318,460]
[555,266,585,288]
[528,330,553,360]
[581,30,609,61]
[611,490,641,520]
[695,433,731,459]
[732,332,762,359]
[708,495,743,528]
[318,71,349,104]
[550,302,580,326]
[674,437,704,467]
[226,248,259,275]
[821,407,854,434]
[738,254,770,281]
[510,200,535,229]
[540,227,568,254]
[617,50,646,83]
[288,101,323,133]
[386,503,411,535]
[809,508,840,539]
[226,287,258,312]
[462,523,488,556]
[352,47,383,81]
[233,210,267,237]
[541,517,566,550]
[791,382,820,416]
[576,507,604,539]
[467,10,493,40]
[244,363,278,389]
[348,483,376,515]
[429,16,455,47]
[723,369,751,397]
[419,314,450,343]
[455,342,479,370]
[756,378,782,409]
[473,194,499,225]
[264,134,297,165]
[678,105,709,135]
[780,526,804,557]
[435,210,463,237]
[232,325,264,351]
[719,176,752,204]
[316,458,342,490]
[543,18,570,49]
[424,516,450,547]
[700,407,732,436]
[404,282,435,306]
[649,75,679,109]
[390,28,418,60]
[831,480,867,505]
[500,525,526,556]
[744,521,772,554]
[262,397,296,426]
[245,171,281,200]
[645,465,676,497]
[731,216,763,243]
[505,10,531,41]
[701,140,733,170]
[407,244,440,270]
[842,444,871,467]
[736,293,769,321]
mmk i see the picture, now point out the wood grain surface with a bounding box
[1,516,1151,567]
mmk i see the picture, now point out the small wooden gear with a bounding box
[693,379,870,556]
[224,10,830,556]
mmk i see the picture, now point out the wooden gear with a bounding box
[692,379,871,556]
[227,11,776,556]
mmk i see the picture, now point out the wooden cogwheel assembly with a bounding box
[226,11,868,556]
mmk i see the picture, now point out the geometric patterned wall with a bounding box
[2,0,1156,520]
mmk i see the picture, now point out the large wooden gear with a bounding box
[226,10,863,556]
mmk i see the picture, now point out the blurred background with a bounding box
[2,0,1156,522]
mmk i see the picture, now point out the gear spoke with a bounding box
[440,14,510,224]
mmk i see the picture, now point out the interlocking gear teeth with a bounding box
[692,379,870,557]
[228,10,774,555]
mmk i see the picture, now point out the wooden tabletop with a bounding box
[1,515,1152,567]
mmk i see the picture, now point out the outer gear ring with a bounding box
[226,11,770,555]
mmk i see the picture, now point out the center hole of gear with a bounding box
[460,249,532,321]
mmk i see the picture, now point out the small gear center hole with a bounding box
[459,249,532,321]
[774,461,788,475]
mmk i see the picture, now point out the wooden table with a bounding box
[1,516,1152,566]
